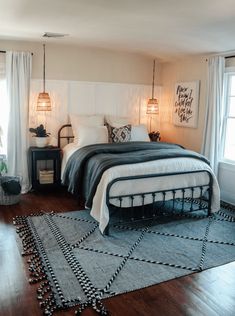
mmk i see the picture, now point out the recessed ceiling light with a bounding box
[43,32,69,38]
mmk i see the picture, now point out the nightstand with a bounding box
[29,147,61,190]
[149,131,161,142]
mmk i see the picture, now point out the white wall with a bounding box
[29,79,161,146]
[161,56,235,205]
[0,39,162,85]
[160,56,207,152]
[1,39,162,152]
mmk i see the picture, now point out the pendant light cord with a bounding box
[43,44,46,92]
[151,59,155,99]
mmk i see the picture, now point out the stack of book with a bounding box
[39,170,54,184]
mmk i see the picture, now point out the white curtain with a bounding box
[201,56,225,178]
[0,53,7,154]
[6,51,32,193]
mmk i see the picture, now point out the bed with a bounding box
[59,120,220,235]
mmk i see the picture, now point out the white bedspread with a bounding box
[62,144,220,234]
[61,143,81,178]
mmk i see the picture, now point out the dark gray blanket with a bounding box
[62,142,210,208]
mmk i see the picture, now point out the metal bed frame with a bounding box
[58,124,213,235]
[57,124,74,148]
[105,170,212,235]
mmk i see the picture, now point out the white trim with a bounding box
[225,66,235,73]
[220,190,235,205]
[221,72,235,162]
[219,161,235,205]
[0,62,5,79]
[219,161,235,171]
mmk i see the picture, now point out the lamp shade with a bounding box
[37,92,51,111]
[146,98,159,114]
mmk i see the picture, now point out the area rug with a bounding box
[14,201,235,315]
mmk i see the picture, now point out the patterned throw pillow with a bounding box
[109,124,132,143]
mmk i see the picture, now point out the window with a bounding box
[222,70,235,162]
[0,54,8,155]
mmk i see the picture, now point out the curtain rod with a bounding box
[0,50,33,55]
[225,55,235,59]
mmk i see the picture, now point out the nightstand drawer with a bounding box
[33,151,59,160]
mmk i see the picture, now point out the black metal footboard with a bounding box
[104,170,213,235]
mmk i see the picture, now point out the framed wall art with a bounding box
[173,80,200,128]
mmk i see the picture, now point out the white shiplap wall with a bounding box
[29,79,161,145]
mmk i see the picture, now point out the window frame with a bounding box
[221,67,235,164]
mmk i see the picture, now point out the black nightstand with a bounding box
[29,147,61,191]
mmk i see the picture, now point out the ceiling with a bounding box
[1,0,235,61]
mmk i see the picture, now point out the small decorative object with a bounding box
[37,44,51,111]
[39,170,54,184]
[29,124,50,148]
[173,81,200,128]
[149,131,161,142]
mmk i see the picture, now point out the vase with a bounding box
[35,137,49,148]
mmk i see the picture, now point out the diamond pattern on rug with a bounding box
[207,219,235,243]
[131,233,204,269]
[77,225,144,257]
[14,204,235,315]
[74,249,123,292]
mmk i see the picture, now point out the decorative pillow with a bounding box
[109,124,131,143]
[105,123,113,143]
[131,124,150,142]
[69,114,104,143]
[105,115,130,128]
[76,125,108,147]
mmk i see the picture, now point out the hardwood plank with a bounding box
[0,188,234,316]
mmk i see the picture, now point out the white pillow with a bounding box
[76,125,108,147]
[105,115,130,128]
[131,124,150,142]
[70,114,104,142]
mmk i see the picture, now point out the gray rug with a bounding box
[14,201,235,315]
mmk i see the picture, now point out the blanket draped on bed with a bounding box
[62,142,210,208]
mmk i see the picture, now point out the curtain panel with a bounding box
[6,51,32,193]
[201,56,225,178]
[0,53,5,79]
[0,53,7,153]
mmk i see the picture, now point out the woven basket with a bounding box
[0,176,21,205]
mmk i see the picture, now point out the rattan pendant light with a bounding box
[146,59,159,114]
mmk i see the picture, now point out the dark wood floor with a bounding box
[0,188,234,316]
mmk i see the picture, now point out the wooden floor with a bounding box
[0,188,234,316]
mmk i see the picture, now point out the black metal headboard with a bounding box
[57,124,74,148]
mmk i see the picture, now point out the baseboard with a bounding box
[220,190,235,206]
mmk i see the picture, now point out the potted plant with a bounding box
[29,124,51,148]
[0,127,7,176]
[0,154,7,176]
